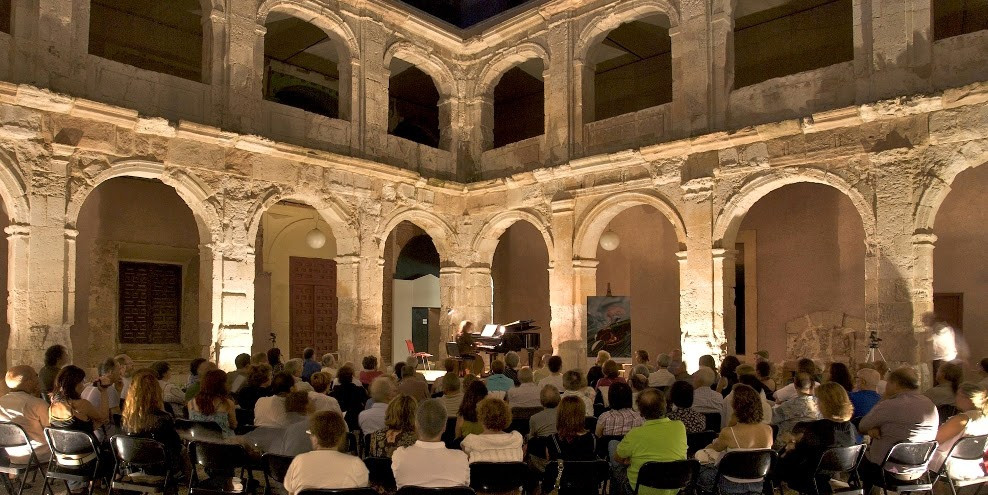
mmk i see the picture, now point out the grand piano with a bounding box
[472,320,542,367]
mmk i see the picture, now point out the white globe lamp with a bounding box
[599,230,620,251]
[305,228,327,249]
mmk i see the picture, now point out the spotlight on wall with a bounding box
[306,228,327,249]
[446,308,455,316]
[599,230,620,251]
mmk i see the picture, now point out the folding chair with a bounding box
[42,428,104,495]
[261,453,294,495]
[874,441,938,495]
[363,456,396,492]
[468,462,527,493]
[297,489,378,495]
[789,443,867,495]
[714,449,776,495]
[634,459,699,494]
[543,459,610,494]
[0,422,43,495]
[406,340,433,370]
[108,435,172,495]
[395,487,476,495]
[931,434,988,495]
[188,441,257,495]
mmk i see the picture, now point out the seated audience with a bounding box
[698,354,717,374]
[691,367,724,414]
[777,382,858,493]
[826,362,854,394]
[697,384,773,494]
[432,359,457,394]
[460,397,524,463]
[504,351,521,386]
[506,366,541,408]
[360,376,398,433]
[276,391,317,456]
[529,385,560,438]
[925,361,963,407]
[301,348,320,382]
[359,356,383,386]
[283,411,368,494]
[227,353,251,394]
[722,374,774,429]
[595,382,643,437]
[267,348,284,373]
[188,368,237,437]
[772,372,821,441]
[49,365,110,441]
[237,364,273,412]
[331,365,368,431]
[150,361,186,413]
[398,365,430,402]
[546,396,596,459]
[393,398,470,488]
[320,353,338,377]
[775,358,820,403]
[254,372,296,428]
[184,358,211,401]
[597,359,627,389]
[284,358,313,393]
[615,389,688,495]
[849,368,882,418]
[456,380,489,437]
[39,344,69,398]
[930,382,988,481]
[0,366,51,463]
[114,354,135,400]
[587,351,610,389]
[308,372,342,413]
[121,369,182,473]
[561,370,594,416]
[533,354,551,384]
[717,355,742,397]
[251,352,267,365]
[873,361,890,395]
[858,367,939,493]
[630,374,649,412]
[667,380,706,433]
[537,355,564,390]
[485,360,514,393]
[368,394,418,457]
[756,360,777,393]
[82,358,122,415]
[647,353,675,388]
[439,373,463,417]
[633,350,654,374]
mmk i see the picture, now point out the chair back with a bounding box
[509,407,543,421]
[544,459,609,493]
[883,441,937,470]
[816,444,866,474]
[405,340,416,354]
[469,462,527,492]
[945,434,988,462]
[717,449,775,481]
[0,422,31,450]
[703,413,721,432]
[111,435,167,468]
[635,459,699,492]
[364,456,396,489]
[596,435,624,459]
[395,487,476,495]
[687,431,718,457]
[262,453,294,484]
[190,441,250,471]
[445,343,460,358]
[297,489,379,495]
[45,428,98,460]
[441,417,457,447]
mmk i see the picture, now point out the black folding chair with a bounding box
[792,443,867,495]
[42,428,105,495]
[596,434,624,460]
[363,457,396,492]
[175,420,224,444]
[931,434,988,495]
[687,431,718,458]
[108,435,172,495]
[714,449,776,495]
[0,422,43,495]
[395,487,476,495]
[188,441,257,495]
[468,462,528,493]
[543,459,609,494]
[703,413,722,432]
[441,418,458,448]
[261,453,293,495]
[634,459,699,494]
[875,441,938,495]
[297,489,378,495]
[508,407,542,436]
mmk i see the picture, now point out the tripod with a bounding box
[864,343,886,363]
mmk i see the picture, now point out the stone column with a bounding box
[543,17,573,165]
[548,198,581,369]
[572,58,595,155]
[200,244,255,371]
[910,234,936,364]
[672,4,714,136]
[707,9,733,130]
[462,266,493,327]
[856,0,933,101]
[335,253,384,366]
[567,259,598,371]
[680,186,722,371]
[438,266,464,357]
[203,9,227,127]
[223,15,265,133]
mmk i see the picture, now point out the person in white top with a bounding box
[359,376,397,433]
[82,358,122,414]
[691,367,724,414]
[561,370,594,416]
[930,382,988,480]
[648,354,675,387]
[255,372,296,428]
[537,356,565,391]
[774,358,820,404]
[393,398,470,488]
[113,354,135,400]
[283,410,368,495]
[0,366,51,463]
[924,312,958,378]
[150,361,186,412]
[505,367,541,408]
[308,372,342,414]
[460,397,524,463]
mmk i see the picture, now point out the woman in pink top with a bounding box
[359,356,383,386]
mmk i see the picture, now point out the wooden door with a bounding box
[289,257,338,358]
[934,293,964,333]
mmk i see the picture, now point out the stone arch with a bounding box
[574,0,680,64]
[574,190,687,259]
[914,143,988,234]
[378,208,457,263]
[0,149,30,225]
[476,42,550,98]
[245,188,359,257]
[472,209,555,266]
[257,1,359,61]
[384,41,458,100]
[65,160,220,244]
[713,167,877,248]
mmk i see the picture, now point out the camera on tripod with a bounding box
[868,331,882,349]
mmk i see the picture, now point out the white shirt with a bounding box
[648,369,675,387]
[774,382,820,404]
[254,396,289,428]
[308,392,342,414]
[159,380,185,406]
[929,325,958,361]
[0,391,51,462]
[82,384,121,411]
[693,387,725,414]
[283,449,368,495]
[358,402,388,433]
[393,441,470,488]
[537,374,564,391]
[293,379,314,393]
[460,431,524,463]
[505,383,541,408]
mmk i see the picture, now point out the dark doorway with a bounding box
[412,307,430,354]
[734,243,747,355]
[934,293,964,333]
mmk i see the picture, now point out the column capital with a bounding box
[676,250,688,263]
[464,266,491,276]
[573,258,599,270]
[711,248,736,261]
[439,266,463,276]
[64,228,79,241]
[4,224,30,238]
[334,255,362,266]
[912,233,938,247]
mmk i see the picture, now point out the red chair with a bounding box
[405,340,433,370]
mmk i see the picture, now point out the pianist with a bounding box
[456,320,478,361]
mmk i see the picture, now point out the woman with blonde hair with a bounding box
[930,382,988,480]
[586,350,611,388]
[122,369,183,472]
[776,382,858,492]
[367,395,418,457]
[460,397,523,463]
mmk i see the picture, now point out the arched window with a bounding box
[491,59,544,149]
[934,0,988,40]
[0,0,11,34]
[389,60,441,149]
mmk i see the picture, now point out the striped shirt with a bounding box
[597,408,644,436]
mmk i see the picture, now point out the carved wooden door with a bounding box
[289,257,338,359]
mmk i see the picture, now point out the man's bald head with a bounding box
[5,365,39,393]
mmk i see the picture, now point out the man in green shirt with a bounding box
[615,388,688,495]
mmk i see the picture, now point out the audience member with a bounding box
[251,352,267,365]
[873,361,889,395]
[717,355,742,396]
[722,374,774,429]
[432,359,456,394]
[633,350,654,373]
[546,395,596,458]
[184,360,217,401]
[227,353,251,394]
[439,373,463,417]
[849,368,882,419]
[826,362,854,394]
[331,365,368,431]
[320,353,338,376]
[39,344,68,397]
[925,361,963,407]
[237,363,273,412]
[82,358,123,417]
[359,356,383,386]
[485,360,514,393]
[597,360,627,391]
[775,358,820,403]
[0,365,51,463]
[776,382,857,493]
[308,372,342,413]
[504,351,521,386]
[858,367,939,493]
[283,358,314,393]
[278,391,317,456]
[595,382,643,437]
[756,360,777,393]
[561,370,594,416]
[114,354,135,400]
[360,376,397,433]
[150,361,186,412]
[393,398,470,488]
[300,348,320,381]
[930,382,988,481]
[267,348,284,373]
[456,380,489,437]
[647,353,674,388]
[255,372,296,428]
[283,411,368,494]
[698,354,717,374]
[691,367,724,414]
[772,372,820,440]
[460,397,523,463]
[615,389,687,495]
[667,380,705,433]
[629,374,649,411]
[188,369,237,437]
[121,369,182,473]
[586,350,610,389]
[49,365,109,441]
[368,394,418,457]
[669,357,690,382]
[398,365,430,402]
[506,366,540,408]
[925,312,958,378]
[537,355,564,390]
[697,384,773,494]
[533,354,551,384]
[186,357,208,388]
[529,385,560,438]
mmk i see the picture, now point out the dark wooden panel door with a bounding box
[934,293,964,333]
[412,307,429,354]
[289,257,338,359]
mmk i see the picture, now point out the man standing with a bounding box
[392,399,470,488]
[615,389,688,495]
[0,366,51,463]
[301,348,320,382]
[924,312,957,380]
